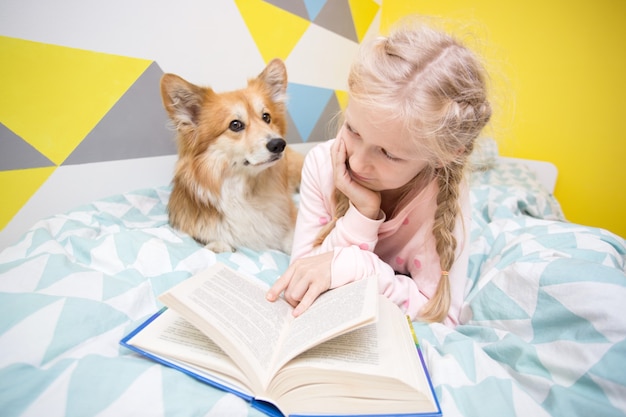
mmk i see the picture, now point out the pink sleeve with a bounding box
[291,141,383,255]
[290,142,387,286]
[289,142,337,261]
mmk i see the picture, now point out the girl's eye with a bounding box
[345,123,358,136]
[381,148,400,161]
[262,113,271,124]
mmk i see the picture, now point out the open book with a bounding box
[120,262,441,417]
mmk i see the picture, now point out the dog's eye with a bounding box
[229,120,245,132]
[262,113,271,124]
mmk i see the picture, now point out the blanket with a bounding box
[0,159,624,417]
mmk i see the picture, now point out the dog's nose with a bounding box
[266,138,286,154]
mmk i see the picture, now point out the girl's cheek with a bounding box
[339,133,351,154]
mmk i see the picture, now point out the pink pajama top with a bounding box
[291,139,471,327]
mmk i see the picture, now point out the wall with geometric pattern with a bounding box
[0,0,381,248]
[4,0,623,248]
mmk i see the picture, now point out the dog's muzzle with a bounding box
[243,138,286,166]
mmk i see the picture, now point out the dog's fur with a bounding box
[160,59,304,253]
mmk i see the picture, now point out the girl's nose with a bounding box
[346,146,367,174]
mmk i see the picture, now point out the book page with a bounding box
[127,309,253,394]
[266,296,437,415]
[159,263,293,388]
[295,322,380,367]
[271,276,378,373]
[159,263,380,390]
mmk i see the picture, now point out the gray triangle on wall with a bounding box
[285,112,304,144]
[0,122,55,171]
[307,94,341,143]
[314,0,357,43]
[263,0,309,20]
[62,61,176,166]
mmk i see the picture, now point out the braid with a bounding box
[419,164,461,322]
[419,125,477,323]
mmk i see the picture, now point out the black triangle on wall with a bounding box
[0,122,55,171]
[62,61,176,166]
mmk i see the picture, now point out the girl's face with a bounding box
[339,100,429,192]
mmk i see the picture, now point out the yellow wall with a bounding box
[381,1,626,238]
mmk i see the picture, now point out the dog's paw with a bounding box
[205,241,236,253]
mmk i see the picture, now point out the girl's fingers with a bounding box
[266,267,293,302]
[332,139,345,169]
[292,286,321,317]
[269,252,333,313]
[284,279,308,306]
[333,140,351,191]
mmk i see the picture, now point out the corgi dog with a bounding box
[160,59,304,253]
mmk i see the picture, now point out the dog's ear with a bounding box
[257,59,288,105]
[160,74,206,129]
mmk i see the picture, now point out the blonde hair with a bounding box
[315,20,492,323]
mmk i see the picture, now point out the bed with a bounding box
[1,139,625,417]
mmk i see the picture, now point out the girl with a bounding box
[267,20,492,327]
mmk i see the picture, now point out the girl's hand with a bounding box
[331,138,381,219]
[266,252,333,317]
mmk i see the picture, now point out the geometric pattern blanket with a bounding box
[1,160,625,417]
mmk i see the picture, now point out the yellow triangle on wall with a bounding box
[235,0,310,62]
[335,90,349,111]
[0,36,152,166]
[348,0,380,42]
[0,167,56,231]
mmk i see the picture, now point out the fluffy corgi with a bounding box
[160,59,304,253]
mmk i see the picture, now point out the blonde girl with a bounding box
[267,19,491,326]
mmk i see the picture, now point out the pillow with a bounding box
[469,137,498,171]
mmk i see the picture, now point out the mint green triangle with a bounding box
[42,298,128,365]
[470,281,531,321]
[532,290,608,344]
[66,357,155,417]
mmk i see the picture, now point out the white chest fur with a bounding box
[202,175,293,252]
